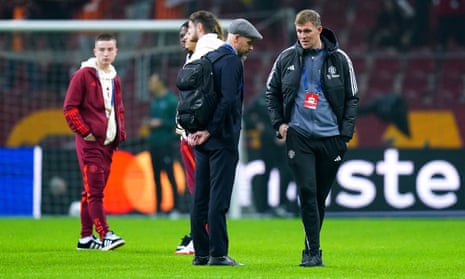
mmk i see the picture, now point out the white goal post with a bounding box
[0,19,245,218]
[0,19,235,101]
[0,19,233,32]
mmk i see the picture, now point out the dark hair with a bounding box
[180,20,188,30]
[188,10,220,35]
[95,33,117,43]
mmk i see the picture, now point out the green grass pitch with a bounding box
[0,217,464,278]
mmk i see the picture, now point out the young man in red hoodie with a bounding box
[64,33,126,251]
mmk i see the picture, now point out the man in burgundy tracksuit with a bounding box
[64,33,126,251]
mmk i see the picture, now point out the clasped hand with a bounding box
[187,130,210,146]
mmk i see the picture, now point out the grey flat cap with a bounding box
[228,18,263,40]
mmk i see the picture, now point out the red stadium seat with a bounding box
[401,73,434,106]
[401,54,438,106]
[434,56,465,104]
[435,73,465,104]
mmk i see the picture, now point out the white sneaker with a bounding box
[175,239,194,255]
[176,234,191,252]
[101,231,125,251]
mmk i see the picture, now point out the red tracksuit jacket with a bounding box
[63,67,126,147]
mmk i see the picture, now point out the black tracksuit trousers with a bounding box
[286,127,347,254]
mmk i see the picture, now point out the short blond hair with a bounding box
[295,9,321,27]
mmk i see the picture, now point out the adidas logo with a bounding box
[90,242,102,249]
[103,239,112,247]
[287,65,295,71]
[334,155,341,162]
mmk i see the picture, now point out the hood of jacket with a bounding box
[188,33,225,62]
[80,57,117,79]
[295,27,339,55]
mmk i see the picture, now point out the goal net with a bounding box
[0,19,210,217]
[0,14,293,217]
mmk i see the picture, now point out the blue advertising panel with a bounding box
[0,147,42,218]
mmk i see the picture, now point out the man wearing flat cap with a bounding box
[229,18,263,40]
[188,18,262,266]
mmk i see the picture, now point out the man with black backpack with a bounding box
[185,18,263,266]
[176,10,226,133]
[174,11,225,255]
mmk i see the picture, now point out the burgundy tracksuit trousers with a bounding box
[75,136,115,240]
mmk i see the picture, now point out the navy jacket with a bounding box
[204,45,243,149]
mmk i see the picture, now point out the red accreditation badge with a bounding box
[304,92,319,109]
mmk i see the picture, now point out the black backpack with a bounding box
[175,51,229,132]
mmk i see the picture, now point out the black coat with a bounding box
[265,28,359,140]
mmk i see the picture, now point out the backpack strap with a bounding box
[205,47,234,64]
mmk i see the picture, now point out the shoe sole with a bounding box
[76,247,102,251]
[208,262,245,266]
[299,263,324,267]
[102,239,125,251]
[192,259,209,265]
[174,250,195,255]
[192,261,208,266]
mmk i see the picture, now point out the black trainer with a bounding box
[208,256,244,266]
[192,255,209,265]
[76,235,102,250]
[299,249,323,267]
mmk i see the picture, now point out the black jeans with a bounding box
[286,127,347,253]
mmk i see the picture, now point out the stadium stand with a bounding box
[2,0,465,216]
